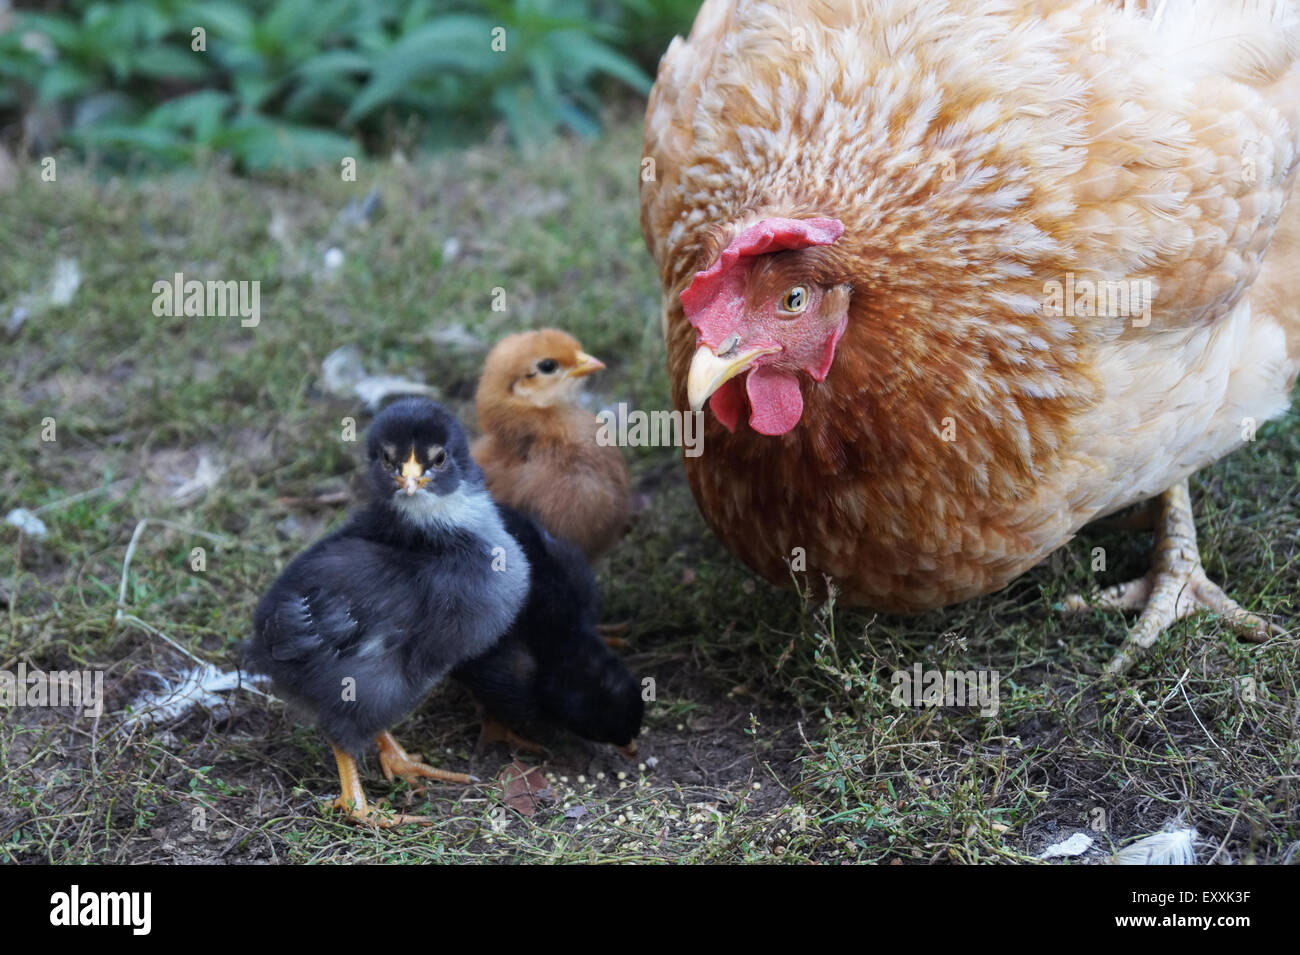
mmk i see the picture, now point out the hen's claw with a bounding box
[1062,480,1282,678]
[376,730,478,789]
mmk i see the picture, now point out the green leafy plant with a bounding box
[0,0,690,169]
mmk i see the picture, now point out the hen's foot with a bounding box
[326,746,433,827]
[375,730,478,790]
[1062,480,1281,678]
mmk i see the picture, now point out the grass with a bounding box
[2,120,1298,864]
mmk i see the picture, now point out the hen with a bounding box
[641,0,1300,673]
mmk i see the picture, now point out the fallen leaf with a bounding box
[497,761,553,817]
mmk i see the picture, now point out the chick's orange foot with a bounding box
[476,717,548,755]
[595,620,631,649]
[376,730,478,789]
[327,746,434,828]
[1062,481,1282,677]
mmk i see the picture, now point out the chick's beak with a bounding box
[567,351,606,379]
[687,341,780,412]
[398,449,430,496]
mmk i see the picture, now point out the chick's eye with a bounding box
[537,358,559,374]
[780,286,809,314]
[431,449,448,469]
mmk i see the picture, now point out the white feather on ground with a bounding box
[169,455,224,507]
[1039,831,1095,859]
[5,507,49,538]
[1113,826,1200,865]
[120,665,267,731]
[320,345,439,411]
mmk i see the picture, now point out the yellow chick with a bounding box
[472,329,630,560]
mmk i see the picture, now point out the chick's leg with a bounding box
[476,717,548,755]
[375,730,477,790]
[327,746,432,828]
[1062,480,1281,677]
[596,621,630,649]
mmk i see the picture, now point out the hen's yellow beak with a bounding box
[397,448,431,495]
[567,351,606,379]
[687,343,780,412]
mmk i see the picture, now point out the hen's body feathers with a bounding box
[642,0,1300,609]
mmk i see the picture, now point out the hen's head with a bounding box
[684,217,852,435]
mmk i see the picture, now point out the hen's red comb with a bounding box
[681,217,843,317]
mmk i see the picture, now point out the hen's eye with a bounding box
[780,286,809,314]
[430,448,449,469]
[537,358,559,374]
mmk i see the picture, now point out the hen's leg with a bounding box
[326,746,432,827]
[1062,480,1281,677]
[375,730,478,790]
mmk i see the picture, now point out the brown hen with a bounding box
[641,0,1300,673]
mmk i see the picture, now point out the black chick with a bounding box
[244,397,530,827]
[452,505,643,756]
